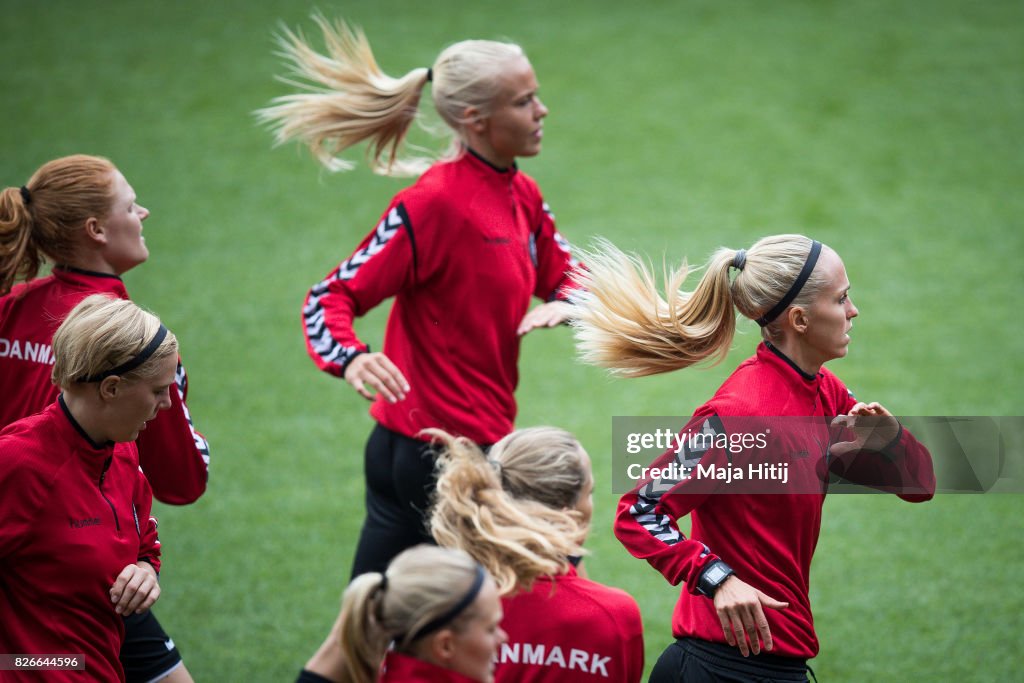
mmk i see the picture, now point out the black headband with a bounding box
[77,324,168,383]
[426,67,433,83]
[406,564,486,642]
[755,240,822,328]
[20,186,31,205]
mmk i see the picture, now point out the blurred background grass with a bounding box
[2,0,1021,680]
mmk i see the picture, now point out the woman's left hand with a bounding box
[713,576,788,656]
[830,402,901,456]
[517,301,573,335]
[110,561,161,615]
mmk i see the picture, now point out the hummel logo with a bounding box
[483,236,510,244]
[69,517,102,529]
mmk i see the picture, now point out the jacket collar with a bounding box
[756,341,828,410]
[381,651,481,683]
[58,394,114,451]
[54,264,123,281]
[464,146,518,176]
[52,265,129,298]
[54,397,116,482]
[762,341,818,383]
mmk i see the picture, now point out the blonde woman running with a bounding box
[260,17,585,580]
[572,236,935,682]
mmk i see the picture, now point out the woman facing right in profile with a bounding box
[329,544,506,683]
[571,235,935,682]
[258,17,582,581]
[429,427,645,683]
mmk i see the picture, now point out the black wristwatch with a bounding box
[697,560,735,598]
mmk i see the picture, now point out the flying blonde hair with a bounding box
[570,235,829,377]
[427,428,588,595]
[256,15,525,176]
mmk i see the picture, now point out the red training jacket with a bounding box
[379,651,480,683]
[302,150,581,445]
[615,342,935,659]
[0,399,161,683]
[495,565,644,683]
[0,266,210,504]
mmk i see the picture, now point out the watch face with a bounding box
[706,565,726,583]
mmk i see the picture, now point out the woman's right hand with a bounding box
[344,353,409,403]
[110,562,160,616]
[713,575,788,657]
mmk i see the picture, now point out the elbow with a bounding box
[899,477,936,503]
[152,480,207,506]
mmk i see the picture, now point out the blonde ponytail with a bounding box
[427,429,586,595]
[258,16,529,177]
[337,545,486,683]
[256,15,432,176]
[337,572,390,683]
[571,235,828,377]
[570,238,736,377]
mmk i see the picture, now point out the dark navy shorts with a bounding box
[349,423,440,579]
[121,610,183,683]
[650,637,810,683]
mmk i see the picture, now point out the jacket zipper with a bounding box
[508,174,517,220]
[507,174,539,268]
[98,456,121,534]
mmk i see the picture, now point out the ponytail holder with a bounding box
[374,572,389,623]
[731,249,746,271]
[20,186,31,205]
[488,457,503,480]
[426,67,433,83]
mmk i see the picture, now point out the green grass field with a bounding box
[2,1,1022,680]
